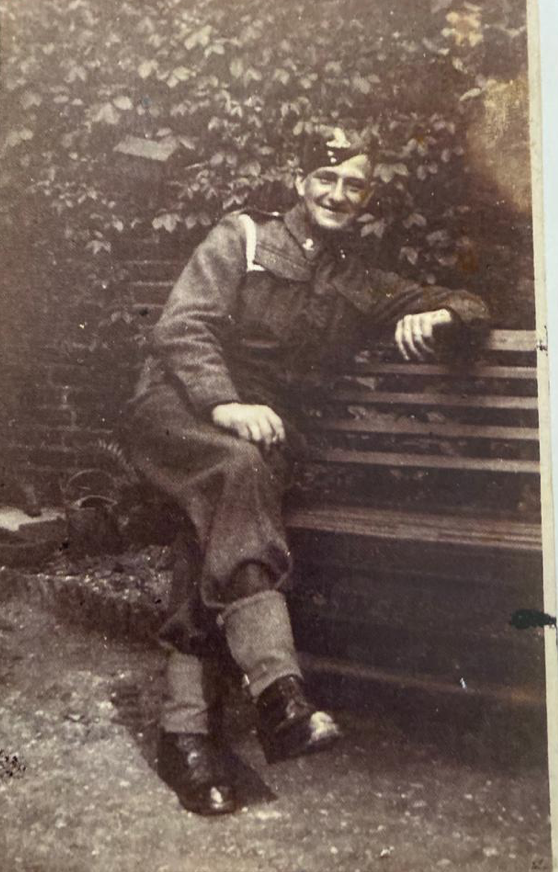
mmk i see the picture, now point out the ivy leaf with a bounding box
[436,253,458,266]
[210,151,224,167]
[86,239,111,254]
[93,103,120,125]
[179,136,197,150]
[152,212,180,232]
[361,218,386,238]
[112,218,124,232]
[138,60,157,79]
[427,229,450,246]
[244,67,262,84]
[172,66,191,82]
[374,163,409,183]
[113,96,133,110]
[460,87,482,102]
[273,69,291,86]
[400,246,419,265]
[431,0,452,13]
[61,132,77,148]
[352,75,371,95]
[230,58,244,79]
[239,160,261,177]
[206,42,225,56]
[325,61,342,75]
[185,25,212,50]
[66,65,88,84]
[20,91,42,110]
[5,129,31,148]
[170,102,189,117]
[403,212,427,229]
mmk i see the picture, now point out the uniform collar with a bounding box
[284,202,353,262]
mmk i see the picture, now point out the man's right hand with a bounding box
[211,403,285,448]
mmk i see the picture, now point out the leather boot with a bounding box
[157,731,237,815]
[256,674,342,764]
[157,651,237,814]
[221,591,341,763]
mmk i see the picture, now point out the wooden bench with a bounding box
[121,259,544,706]
[283,329,544,706]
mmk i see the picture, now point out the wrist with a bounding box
[433,308,456,325]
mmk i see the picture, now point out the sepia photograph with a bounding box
[1,0,556,869]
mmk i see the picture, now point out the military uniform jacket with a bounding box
[133,202,490,416]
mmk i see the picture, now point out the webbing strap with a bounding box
[238,213,263,272]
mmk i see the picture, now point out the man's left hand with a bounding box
[395,308,456,361]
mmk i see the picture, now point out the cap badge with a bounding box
[326,128,353,150]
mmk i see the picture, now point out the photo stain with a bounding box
[510,609,557,631]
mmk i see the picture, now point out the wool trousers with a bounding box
[127,382,297,656]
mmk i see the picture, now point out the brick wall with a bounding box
[0,234,195,508]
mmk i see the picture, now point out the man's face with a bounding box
[295,154,373,233]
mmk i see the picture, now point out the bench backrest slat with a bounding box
[312,448,540,475]
[314,418,539,442]
[332,390,539,411]
[483,329,537,352]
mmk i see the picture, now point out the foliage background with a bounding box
[0,0,535,497]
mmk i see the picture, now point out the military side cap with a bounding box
[299,126,372,175]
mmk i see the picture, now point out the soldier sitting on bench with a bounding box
[127,126,489,815]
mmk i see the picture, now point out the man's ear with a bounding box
[294,169,306,198]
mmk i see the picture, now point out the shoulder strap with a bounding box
[238,213,262,272]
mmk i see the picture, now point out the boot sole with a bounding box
[259,722,342,764]
[158,766,237,815]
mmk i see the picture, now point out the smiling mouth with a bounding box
[320,206,348,216]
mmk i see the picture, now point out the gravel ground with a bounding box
[0,596,552,872]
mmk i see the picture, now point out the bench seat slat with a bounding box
[350,362,537,380]
[313,418,539,442]
[483,329,537,352]
[287,505,542,551]
[311,448,540,474]
[298,653,544,707]
[333,390,539,410]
